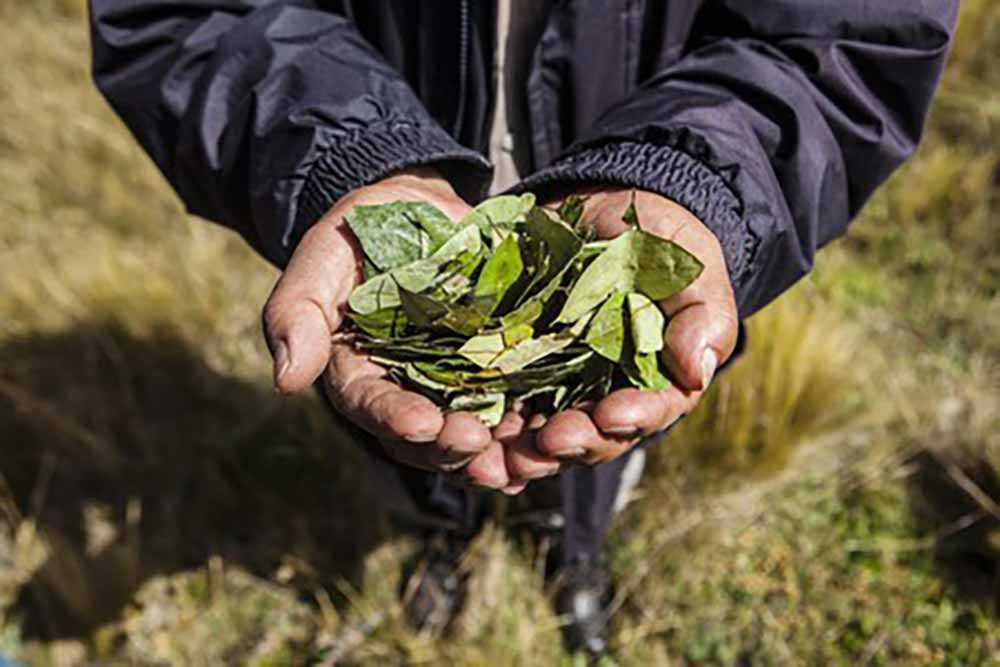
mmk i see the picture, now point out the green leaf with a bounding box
[633,233,704,301]
[347,201,455,271]
[627,292,665,354]
[413,348,595,395]
[585,292,627,361]
[499,299,544,330]
[579,240,612,262]
[622,191,639,227]
[554,356,614,409]
[356,335,463,358]
[405,201,457,248]
[438,295,494,336]
[367,355,407,368]
[396,286,493,337]
[458,332,507,368]
[463,194,536,245]
[474,193,536,225]
[491,333,575,374]
[556,230,703,324]
[362,257,379,282]
[397,286,450,328]
[524,206,582,289]
[349,307,409,338]
[449,392,506,427]
[429,246,485,300]
[474,233,524,311]
[404,363,452,393]
[349,223,481,314]
[558,194,587,227]
[502,323,534,347]
[624,351,671,391]
[496,210,584,326]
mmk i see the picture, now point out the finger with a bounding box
[379,438,466,474]
[492,408,547,444]
[437,412,492,456]
[464,440,511,490]
[660,300,737,392]
[494,410,560,482]
[500,481,529,496]
[534,409,616,460]
[263,219,363,393]
[325,343,444,443]
[591,387,673,437]
[492,407,530,443]
[341,376,445,443]
[580,437,636,466]
[596,383,707,441]
[505,425,563,482]
[655,220,739,392]
[506,437,564,480]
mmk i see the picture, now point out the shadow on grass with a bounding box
[0,322,387,640]
[906,451,1000,613]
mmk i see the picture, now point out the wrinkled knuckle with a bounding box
[389,398,441,440]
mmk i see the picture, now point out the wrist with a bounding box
[556,187,702,227]
[365,166,457,200]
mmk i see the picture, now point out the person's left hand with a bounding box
[497,188,739,485]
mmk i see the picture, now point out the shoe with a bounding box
[399,533,470,636]
[550,556,615,656]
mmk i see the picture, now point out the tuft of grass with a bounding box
[654,289,866,481]
[610,461,1000,666]
[108,566,317,667]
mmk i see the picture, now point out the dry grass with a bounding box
[1,0,999,665]
[659,292,865,480]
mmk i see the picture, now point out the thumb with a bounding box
[263,220,362,393]
[660,300,737,392]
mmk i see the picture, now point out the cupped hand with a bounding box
[500,188,739,475]
[262,169,514,489]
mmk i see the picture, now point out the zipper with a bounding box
[451,0,470,137]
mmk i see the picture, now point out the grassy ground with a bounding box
[1,1,999,665]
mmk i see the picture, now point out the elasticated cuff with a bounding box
[517,141,755,288]
[288,122,492,252]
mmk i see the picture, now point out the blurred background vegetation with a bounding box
[1,1,998,665]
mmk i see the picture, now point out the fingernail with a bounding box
[524,466,562,480]
[603,426,640,438]
[273,340,291,388]
[549,448,586,460]
[402,432,439,444]
[701,348,718,389]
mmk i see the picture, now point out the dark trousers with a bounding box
[366,447,639,566]
[317,385,639,565]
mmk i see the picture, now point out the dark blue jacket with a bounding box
[89,1,958,317]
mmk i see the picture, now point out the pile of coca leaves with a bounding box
[345,193,703,427]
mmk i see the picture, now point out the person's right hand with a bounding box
[262,169,514,489]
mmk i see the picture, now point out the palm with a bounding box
[496,189,739,481]
[263,170,516,489]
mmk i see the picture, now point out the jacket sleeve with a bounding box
[519,1,958,317]
[89,0,491,266]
